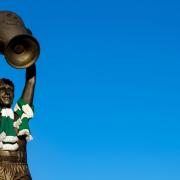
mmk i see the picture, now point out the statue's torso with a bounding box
[0,136,32,180]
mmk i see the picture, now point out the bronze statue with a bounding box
[0,11,40,180]
[0,65,36,179]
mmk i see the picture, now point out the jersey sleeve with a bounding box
[13,98,34,141]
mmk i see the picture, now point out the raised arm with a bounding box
[21,64,36,105]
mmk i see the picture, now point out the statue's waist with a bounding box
[0,150,27,163]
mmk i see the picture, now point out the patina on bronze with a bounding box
[0,11,40,68]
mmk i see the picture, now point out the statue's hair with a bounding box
[0,78,14,88]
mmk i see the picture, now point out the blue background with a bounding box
[0,0,180,179]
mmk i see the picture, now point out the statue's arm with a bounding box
[21,64,36,105]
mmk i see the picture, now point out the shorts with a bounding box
[0,150,32,180]
[0,162,32,180]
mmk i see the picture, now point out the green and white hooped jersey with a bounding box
[0,98,34,151]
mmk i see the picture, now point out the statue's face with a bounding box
[0,83,14,108]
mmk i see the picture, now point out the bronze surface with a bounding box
[0,64,36,178]
[0,11,40,68]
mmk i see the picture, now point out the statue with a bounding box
[0,11,40,180]
[0,65,36,179]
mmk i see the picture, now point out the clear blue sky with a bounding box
[0,0,180,179]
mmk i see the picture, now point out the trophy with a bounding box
[0,11,40,68]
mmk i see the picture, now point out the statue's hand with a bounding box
[26,64,36,81]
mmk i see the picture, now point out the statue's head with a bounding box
[0,78,14,108]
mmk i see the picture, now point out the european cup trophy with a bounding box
[0,11,40,68]
[0,11,40,179]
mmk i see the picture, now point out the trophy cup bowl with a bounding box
[0,11,40,68]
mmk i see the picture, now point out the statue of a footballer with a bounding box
[0,64,36,179]
[0,11,40,179]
